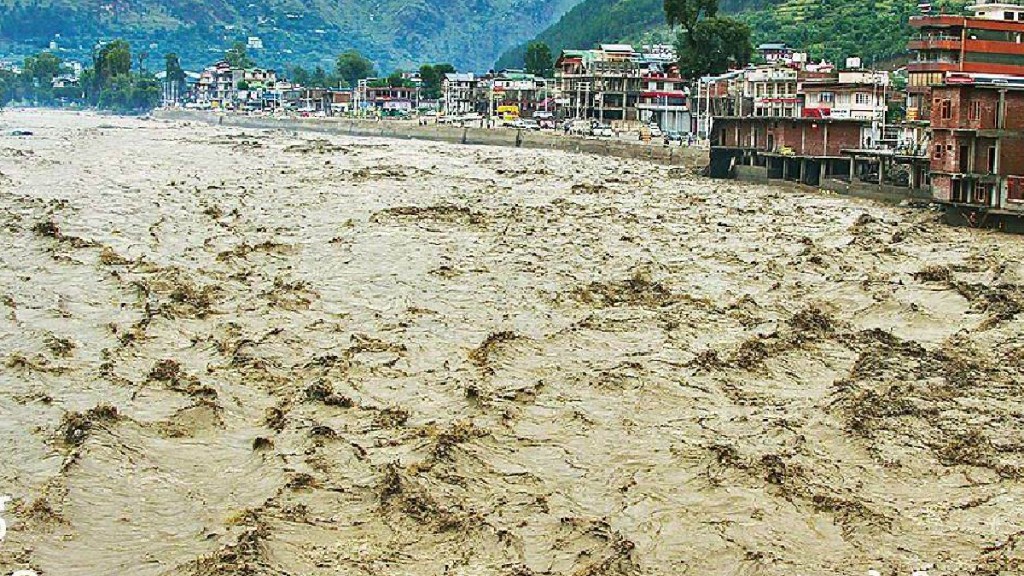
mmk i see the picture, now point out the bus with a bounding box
[496,105,520,125]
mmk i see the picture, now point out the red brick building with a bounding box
[908,2,1024,119]
[929,82,1024,211]
[709,117,871,184]
[713,117,866,155]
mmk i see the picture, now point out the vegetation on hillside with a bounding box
[498,0,969,72]
[495,0,666,70]
[0,0,585,73]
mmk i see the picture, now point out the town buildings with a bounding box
[908,0,1024,119]
[800,70,890,121]
[191,60,279,110]
[707,57,910,187]
[488,70,550,117]
[362,83,418,114]
[554,44,692,130]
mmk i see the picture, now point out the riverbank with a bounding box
[153,109,709,169]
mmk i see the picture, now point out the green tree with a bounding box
[225,41,254,68]
[664,0,718,35]
[0,68,18,106]
[523,42,553,77]
[676,16,751,78]
[131,74,161,110]
[98,40,131,83]
[311,65,328,87]
[664,0,750,77]
[335,49,375,87]
[24,52,61,84]
[289,65,311,86]
[387,70,408,87]
[418,63,455,99]
[164,53,185,85]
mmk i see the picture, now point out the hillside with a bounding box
[0,0,585,72]
[497,0,947,70]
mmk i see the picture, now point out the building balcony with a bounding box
[907,59,960,73]
[908,38,962,51]
[909,15,965,29]
[636,103,689,111]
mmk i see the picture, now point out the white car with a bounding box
[649,124,663,138]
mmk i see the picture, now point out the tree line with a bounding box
[0,40,160,113]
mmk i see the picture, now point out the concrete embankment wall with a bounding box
[153,110,708,169]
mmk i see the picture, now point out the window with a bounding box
[1009,177,1024,201]
[974,182,992,204]
[1005,11,1014,20]
[941,99,952,119]
[968,100,981,121]
[855,93,871,105]
[818,92,834,103]
[988,146,997,172]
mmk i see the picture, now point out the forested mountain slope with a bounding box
[497,0,954,70]
[0,0,585,71]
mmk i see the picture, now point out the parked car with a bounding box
[514,118,541,130]
[649,124,663,138]
[593,124,614,138]
[666,131,683,143]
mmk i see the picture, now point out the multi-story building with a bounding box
[708,61,927,191]
[554,45,647,123]
[363,85,418,114]
[485,70,549,117]
[745,66,800,117]
[636,64,690,132]
[800,71,890,121]
[928,80,1024,213]
[908,1,1024,119]
[442,73,479,115]
[757,43,794,63]
[193,61,276,108]
[194,61,234,105]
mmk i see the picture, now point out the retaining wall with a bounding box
[153,110,708,168]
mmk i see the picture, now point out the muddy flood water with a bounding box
[0,109,1022,576]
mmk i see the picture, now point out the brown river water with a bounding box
[0,109,1022,576]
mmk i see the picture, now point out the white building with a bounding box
[745,66,800,117]
[442,73,478,115]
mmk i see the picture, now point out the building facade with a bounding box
[908,1,1024,119]
[929,82,1024,210]
[442,73,478,115]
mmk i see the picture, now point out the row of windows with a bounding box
[965,51,1024,66]
[910,73,945,87]
[752,83,797,97]
[934,98,994,123]
[966,27,1024,42]
[810,92,874,104]
[933,141,998,173]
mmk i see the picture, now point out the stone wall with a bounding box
[153,110,709,169]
